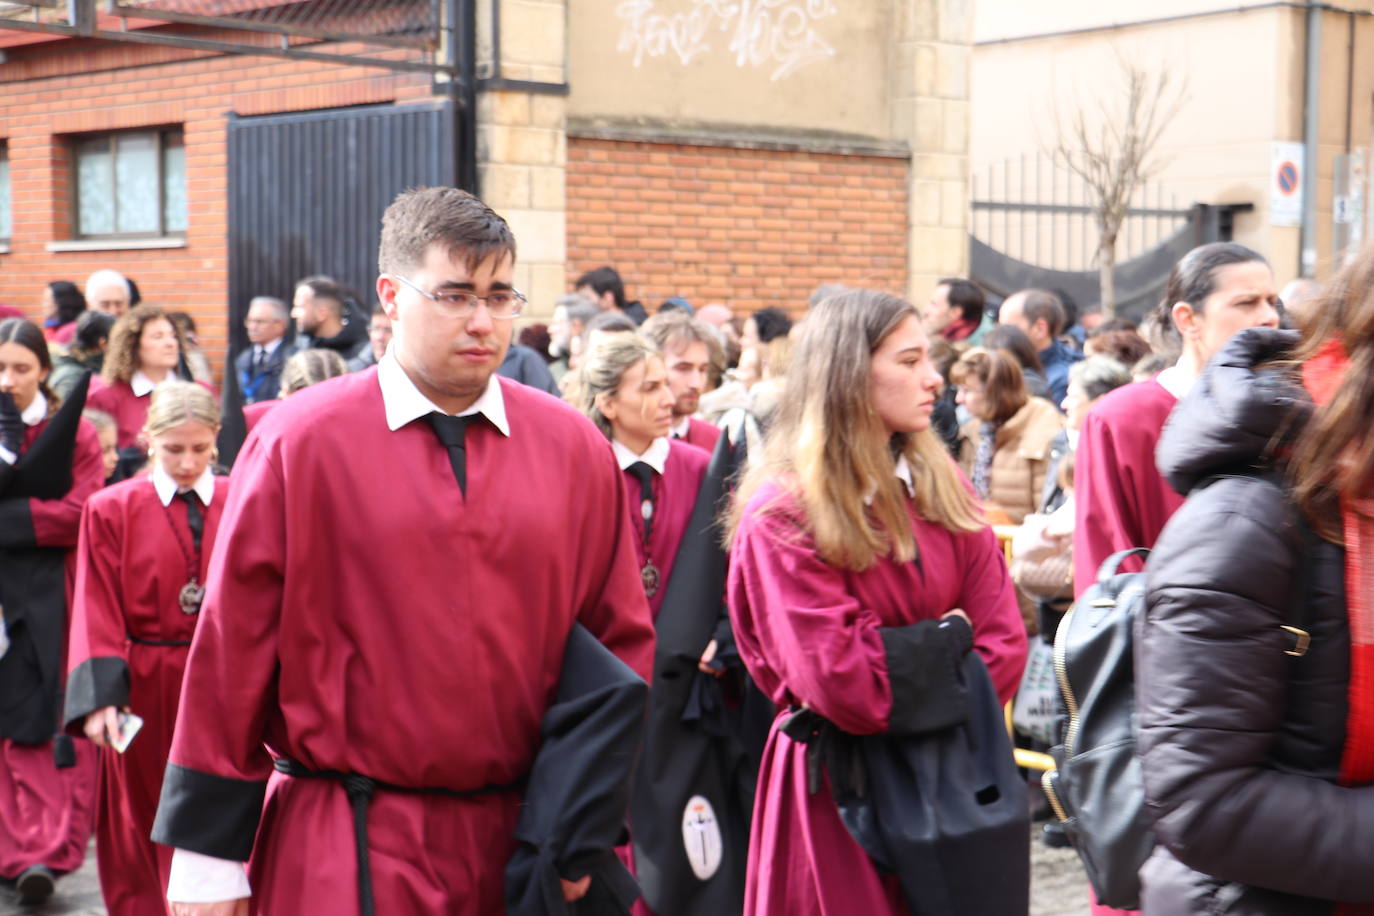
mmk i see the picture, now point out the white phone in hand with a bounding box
[110,712,144,754]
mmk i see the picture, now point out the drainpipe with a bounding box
[1300,0,1321,277]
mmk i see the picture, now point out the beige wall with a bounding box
[972,2,1374,283]
[568,0,897,141]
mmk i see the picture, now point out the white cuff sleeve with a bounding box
[0,444,16,465]
[167,848,252,904]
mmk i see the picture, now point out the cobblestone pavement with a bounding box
[2,827,1095,915]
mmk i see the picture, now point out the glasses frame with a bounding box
[391,273,526,319]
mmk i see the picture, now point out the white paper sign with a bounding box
[1270,142,1305,227]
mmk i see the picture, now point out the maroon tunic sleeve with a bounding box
[29,421,104,547]
[728,494,897,735]
[65,486,134,725]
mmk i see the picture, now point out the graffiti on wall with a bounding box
[615,0,839,82]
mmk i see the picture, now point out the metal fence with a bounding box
[971,153,1194,273]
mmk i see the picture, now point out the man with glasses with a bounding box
[235,296,294,403]
[154,187,655,915]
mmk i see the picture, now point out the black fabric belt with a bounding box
[272,757,522,916]
[127,633,192,647]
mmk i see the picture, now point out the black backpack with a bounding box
[1041,548,1154,910]
[1044,505,1316,910]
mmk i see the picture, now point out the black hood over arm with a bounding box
[1155,328,1310,498]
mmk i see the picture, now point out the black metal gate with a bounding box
[968,154,1253,321]
[225,100,459,357]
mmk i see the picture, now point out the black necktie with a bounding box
[177,490,204,553]
[427,413,476,496]
[254,347,268,374]
[626,461,656,541]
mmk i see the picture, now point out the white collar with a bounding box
[1154,365,1194,401]
[257,338,284,357]
[611,436,670,475]
[377,350,510,436]
[151,462,216,508]
[130,369,169,398]
[21,391,46,427]
[671,416,692,439]
[865,454,916,506]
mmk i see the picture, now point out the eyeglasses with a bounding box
[391,274,526,319]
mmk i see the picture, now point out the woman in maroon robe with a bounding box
[577,335,708,915]
[726,289,1027,916]
[87,305,206,452]
[65,382,226,916]
[577,335,709,620]
[0,318,104,907]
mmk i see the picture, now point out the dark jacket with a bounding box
[295,318,367,362]
[234,339,294,404]
[1138,328,1372,914]
[497,344,559,396]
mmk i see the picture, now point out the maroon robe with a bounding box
[622,439,709,620]
[727,478,1026,916]
[1072,379,1185,596]
[65,475,229,915]
[158,370,654,914]
[88,378,215,450]
[675,418,722,455]
[0,417,104,879]
[242,400,278,435]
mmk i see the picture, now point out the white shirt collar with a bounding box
[611,436,670,475]
[257,337,284,357]
[865,454,916,505]
[377,349,510,436]
[1154,364,1194,401]
[131,369,167,398]
[670,417,692,439]
[21,391,47,427]
[151,462,216,508]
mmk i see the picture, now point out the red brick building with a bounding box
[0,0,974,375]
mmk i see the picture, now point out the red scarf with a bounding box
[1303,339,1374,916]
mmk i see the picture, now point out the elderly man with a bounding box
[235,297,294,404]
[85,270,132,317]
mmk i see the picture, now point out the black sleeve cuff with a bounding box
[64,657,130,732]
[879,616,974,737]
[151,763,267,860]
[0,497,36,548]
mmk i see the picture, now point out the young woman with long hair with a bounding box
[726,289,1026,915]
[65,382,228,915]
[1134,244,1374,913]
[0,317,104,906]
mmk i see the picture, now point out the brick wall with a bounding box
[566,137,910,316]
[0,34,431,375]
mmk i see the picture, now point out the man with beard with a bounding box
[642,311,724,454]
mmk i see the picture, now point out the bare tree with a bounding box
[1049,55,1187,316]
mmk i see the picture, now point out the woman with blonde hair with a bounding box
[576,335,710,915]
[65,381,229,915]
[951,347,1063,525]
[87,305,209,453]
[727,289,1026,915]
[242,348,348,434]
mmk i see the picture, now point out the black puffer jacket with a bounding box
[1138,328,1373,915]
